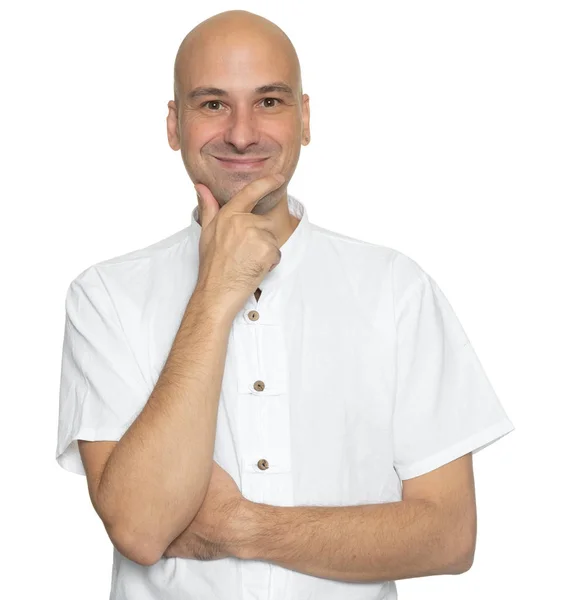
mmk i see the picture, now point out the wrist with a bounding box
[188,286,237,326]
[230,499,264,560]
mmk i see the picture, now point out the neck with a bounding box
[268,191,300,249]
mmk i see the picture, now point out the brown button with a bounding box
[253,380,265,392]
[247,310,259,321]
[257,459,269,470]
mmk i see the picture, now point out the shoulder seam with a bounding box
[392,252,429,327]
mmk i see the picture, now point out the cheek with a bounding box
[181,119,214,149]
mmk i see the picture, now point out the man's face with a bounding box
[167,34,310,212]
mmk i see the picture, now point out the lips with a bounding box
[214,156,269,170]
[214,157,268,163]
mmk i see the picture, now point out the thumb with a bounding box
[194,183,219,230]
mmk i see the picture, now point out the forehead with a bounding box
[180,36,296,97]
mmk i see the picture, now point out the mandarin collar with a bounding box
[188,193,312,293]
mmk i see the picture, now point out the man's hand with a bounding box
[162,462,248,561]
[193,173,286,318]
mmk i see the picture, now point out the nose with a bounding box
[223,103,261,152]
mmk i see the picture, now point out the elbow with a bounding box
[446,539,476,574]
[109,526,163,567]
[445,509,477,575]
[448,551,474,575]
[101,492,207,567]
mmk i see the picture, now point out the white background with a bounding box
[1,0,566,598]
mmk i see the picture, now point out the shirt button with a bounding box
[247,310,259,321]
[253,380,265,392]
[257,459,269,470]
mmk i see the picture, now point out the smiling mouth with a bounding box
[213,157,269,170]
[214,157,269,163]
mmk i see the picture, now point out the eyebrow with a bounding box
[187,81,294,101]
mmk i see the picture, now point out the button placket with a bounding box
[248,303,276,476]
[256,324,269,472]
[256,314,292,480]
[234,294,293,486]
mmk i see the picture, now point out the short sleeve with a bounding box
[56,268,149,476]
[392,255,515,481]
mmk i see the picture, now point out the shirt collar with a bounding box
[188,193,312,293]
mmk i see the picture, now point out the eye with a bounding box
[200,98,282,111]
[202,100,223,111]
[260,97,282,108]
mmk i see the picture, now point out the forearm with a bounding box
[98,288,234,564]
[236,499,467,583]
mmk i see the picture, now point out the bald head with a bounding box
[173,10,302,109]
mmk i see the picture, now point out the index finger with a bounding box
[222,174,286,215]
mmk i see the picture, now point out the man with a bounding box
[56,9,515,600]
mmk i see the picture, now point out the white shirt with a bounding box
[56,193,515,600]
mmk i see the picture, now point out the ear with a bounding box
[166,100,181,151]
[302,94,311,146]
